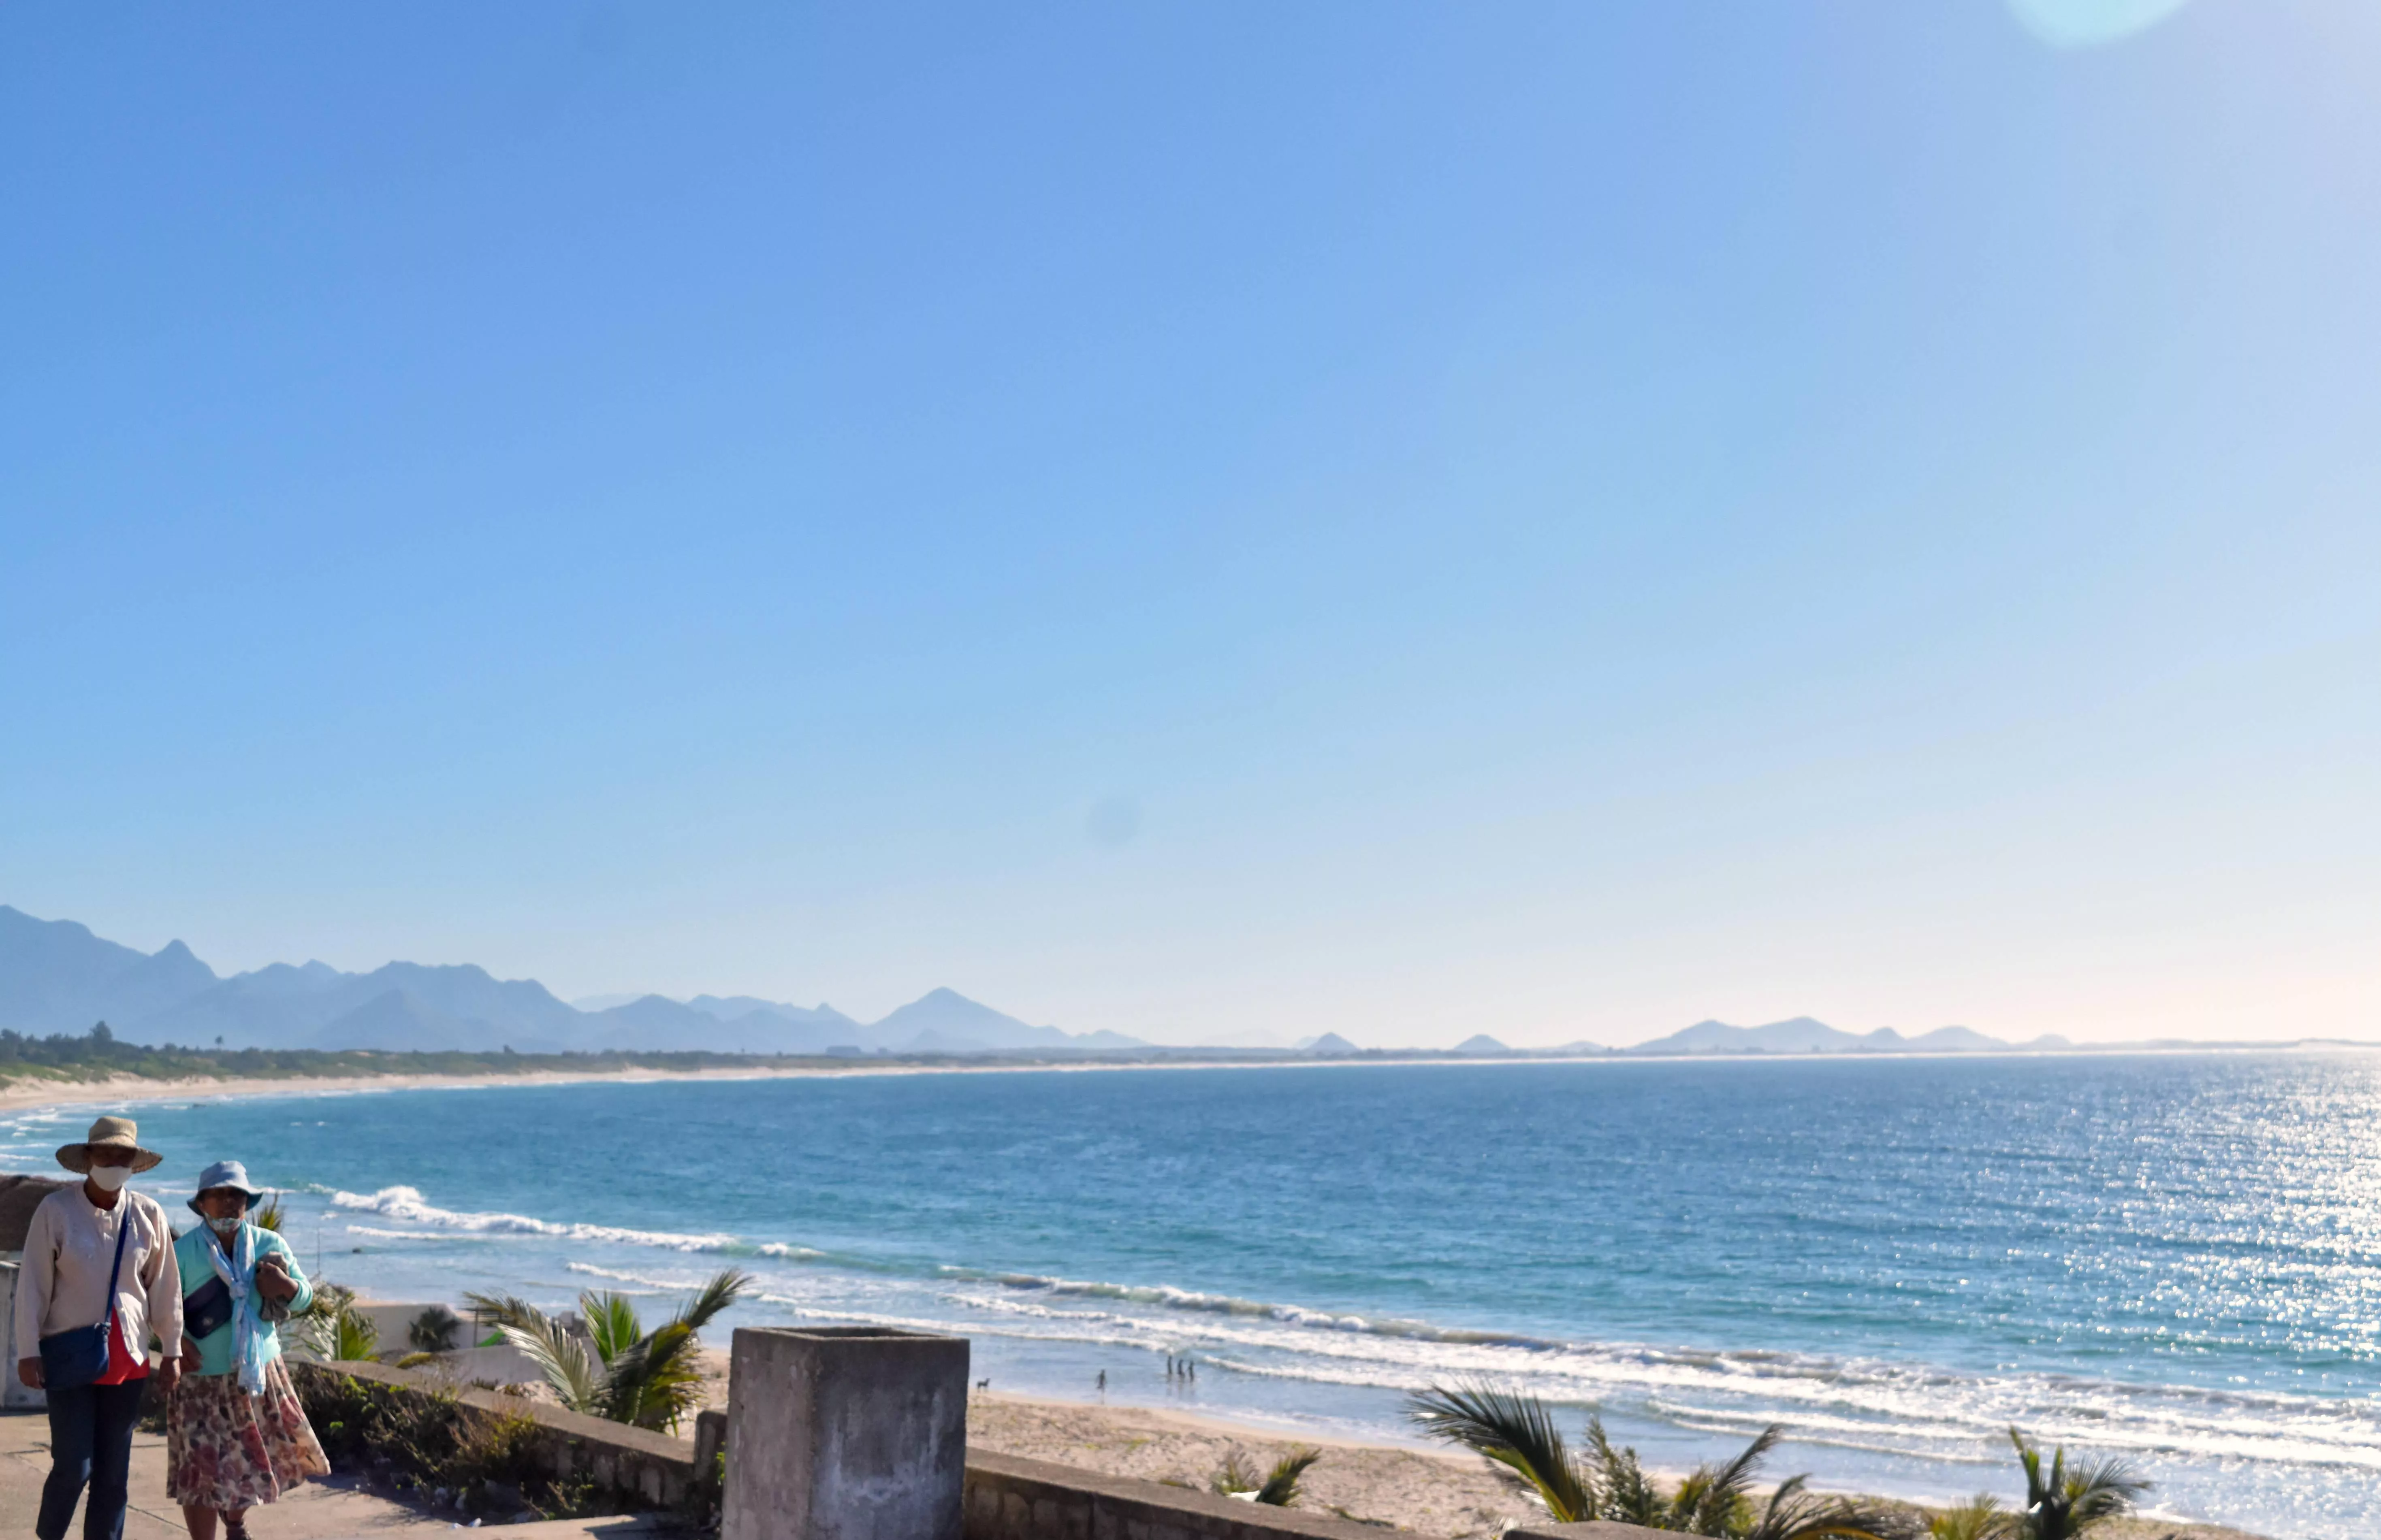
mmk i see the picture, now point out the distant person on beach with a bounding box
[13,1116,186,1540]
[168,1160,329,1540]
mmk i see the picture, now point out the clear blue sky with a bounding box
[3,2,2375,1047]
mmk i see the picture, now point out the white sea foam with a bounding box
[317,1184,2381,1486]
[329,1185,740,1252]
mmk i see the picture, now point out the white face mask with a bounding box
[87,1164,132,1193]
[207,1214,243,1237]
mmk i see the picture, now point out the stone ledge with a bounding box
[1507,1524,1684,1540]
[964,1446,1396,1540]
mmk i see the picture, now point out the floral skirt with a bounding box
[166,1358,330,1512]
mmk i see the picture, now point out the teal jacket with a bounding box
[174,1223,314,1378]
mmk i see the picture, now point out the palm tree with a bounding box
[1212,1448,1323,1507]
[1408,1380,1597,1520]
[1407,1380,1914,1540]
[466,1268,749,1432]
[1928,1495,2014,1540]
[2004,1430,2148,1540]
[294,1282,381,1361]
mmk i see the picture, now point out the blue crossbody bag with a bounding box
[38,1206,132,1391]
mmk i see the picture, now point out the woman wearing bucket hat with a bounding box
[12,1115,186,1540]
[166,1160,328,1540]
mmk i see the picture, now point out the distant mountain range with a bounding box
[1604,1015,2068,1056]
[0,905,1144,1057]
[1,905,2322,1063]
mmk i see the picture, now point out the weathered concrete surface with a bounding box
[726,1325,968,1540]
[961,1448,1397,1540]
[0,1406,452,1540]
[1508,1524,1687,1540]
[0,1263,37,1411]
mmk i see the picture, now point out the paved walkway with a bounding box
[0,1410,667,1540]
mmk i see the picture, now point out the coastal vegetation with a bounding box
[1408,1381,1910,1538]
[296,1282,384,1363]
[1211,1446,1322,1506]
[1409,1382,2159,1540]
[0,1020,875,1088]
[295,1370,603,1523]
[467,1269,751,1432]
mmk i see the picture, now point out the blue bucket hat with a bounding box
[188,1159,266,1216]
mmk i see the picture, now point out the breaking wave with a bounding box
[329,1185,742,1252]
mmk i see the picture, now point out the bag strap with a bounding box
[99,1197,133,1331]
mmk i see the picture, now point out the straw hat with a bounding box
[56,1115,164,1175]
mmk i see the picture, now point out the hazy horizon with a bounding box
[4,2,2375,1049]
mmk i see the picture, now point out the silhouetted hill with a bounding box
[308,988,492,1053]
[0,905,219,1031]
[1623,1017,2018,1054]
[136,959,584,1050]
[866,987,1144,1052]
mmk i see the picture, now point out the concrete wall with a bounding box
[962,1449,1395,1540]
[286,1358,1679,1540]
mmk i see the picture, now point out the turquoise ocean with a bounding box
[10,1054,2379,1538]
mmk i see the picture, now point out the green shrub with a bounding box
[294,1369,631,1520]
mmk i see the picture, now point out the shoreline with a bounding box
[951,1388,2262,1540]
[9,1035,2377,1118]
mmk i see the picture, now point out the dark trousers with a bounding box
[38,1378,147,1540]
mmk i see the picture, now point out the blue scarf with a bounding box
[202,1224,274,1395]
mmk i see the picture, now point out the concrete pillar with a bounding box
[1,1263,43,1409]
[724,1325,969,1540]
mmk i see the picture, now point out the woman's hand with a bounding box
[15,1357,41,1390]
[256,1256,299,1306]
[181,1337,205,1374]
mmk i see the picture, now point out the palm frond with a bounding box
[296,1297,380,1362]
[2060,1455,2151,1526]
[580,1290,644,1366]
[670,1267,753,1332]
[1211,1451,1259,1496]
[1256,1447,1321,1507]
[407,1304,462,1354]
[1671,1423,1780,1533]
[1406,1381,1595,1523]
[602,1320,705,1430]
[463,1291,551,1333]
[334,1309,380,1361]
[1581,1416,1664,1527]
[2007,1430,2148,1540]
[481,1295,606,1416]
[1929,1495,2015,1540]
[1744,1476,1920,1540]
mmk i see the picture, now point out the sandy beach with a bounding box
[955,1392,2264,1540]
[0,1055,1508,1119]
[0,1064,843,1115]
[669,1353,2262,1540]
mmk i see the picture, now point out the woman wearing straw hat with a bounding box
[167,1160,328,1540]
[12,1115,186,1540]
